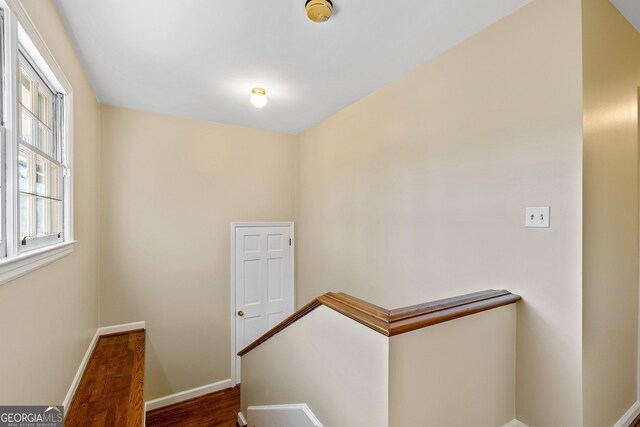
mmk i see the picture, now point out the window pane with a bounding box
[18,148,31,192]
[38,89,51,126]
[36,197,47,236]
[51,200,62,235]
[36,157,47,196]
[38,124,53,156]
[20,69,34,112]
[19,194,31,239]
[50,163,61,200]
[20,108,34,145]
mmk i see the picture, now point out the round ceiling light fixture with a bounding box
[250,87,267,108]
[305,0,333,23]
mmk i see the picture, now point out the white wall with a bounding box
[241,305,389,427]
[241,303,516,427]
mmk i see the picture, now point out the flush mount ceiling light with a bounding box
[305,0,333,23]
[250,88,267,108]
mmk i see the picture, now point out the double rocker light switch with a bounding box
[525,206,550,228]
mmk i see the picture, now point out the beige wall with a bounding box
[0,0,100,405]
[295,0,584,425]
[389,306,516,426]
[241,305,389,427]
[6,0,633,422]
[582,0,640,425]
[99,105,296,399]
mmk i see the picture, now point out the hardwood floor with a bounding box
[633,412,640,427]
[66,330,146,426]
[146,386,241,427]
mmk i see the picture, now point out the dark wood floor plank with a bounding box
[146,386,240,427]
[65,330,146,427]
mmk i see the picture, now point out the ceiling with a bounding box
[611,0,640,32]
[55,0,530,135]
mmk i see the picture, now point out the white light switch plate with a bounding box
[526,206,550,228]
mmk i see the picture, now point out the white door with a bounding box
[234,224,294,381]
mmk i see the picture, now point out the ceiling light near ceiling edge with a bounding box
[306,0,333,23]
[251,88,267,108]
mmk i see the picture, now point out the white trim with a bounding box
[0,127,6,258]
[614,401,640,427]
[4,0,18,259]
[0,0,75,265]
[0,240,74,286]
[502,421,530,427]
[230,221,295,386]
[63,321,146,418]
[237,411,247,426]
[5,0,71,92]
[96,320,145,336]
[144,378,233,412]
[247,403,323,427]
[63,92,73,241]
[231,222,296,228]
[62,327,98,414]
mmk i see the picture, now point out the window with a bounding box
[17,52,64,250]
[0,0,74,284]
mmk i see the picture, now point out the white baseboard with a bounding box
[614,401,640,427]
[63,321,146,417]
[62,331,99,413]
[504,406,640,427]
[97,321,146,336]
[238,411,247,426]
[144,378,233,412]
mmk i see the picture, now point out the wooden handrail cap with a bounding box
[238,289,521,356]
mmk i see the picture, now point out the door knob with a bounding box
[237,311,244,317]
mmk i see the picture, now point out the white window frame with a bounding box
[17,48,64,251]
[0,0,74,286]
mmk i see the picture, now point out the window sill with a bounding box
[0,240,76,286]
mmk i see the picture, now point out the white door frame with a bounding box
[230,222,295,386]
